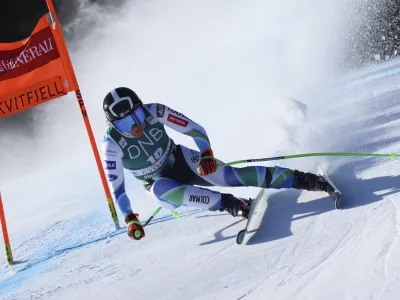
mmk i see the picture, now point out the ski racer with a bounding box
[102,87,329,240]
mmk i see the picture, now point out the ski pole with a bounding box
[141,207,162,227]
[133,207,176,239]
[197,152,399,174]
[213,152,400,168]
[133,206,180,238]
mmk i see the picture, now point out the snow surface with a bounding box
[2,0,400,299]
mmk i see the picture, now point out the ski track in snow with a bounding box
[373,193,400,300]
[0,208,202,299]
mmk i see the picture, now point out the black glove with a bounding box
[198,148,217,176]
[125,213,145,240]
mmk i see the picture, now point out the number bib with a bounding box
[107,109,175,182]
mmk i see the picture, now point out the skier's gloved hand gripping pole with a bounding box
[124,207,164,240]
[125,213,145,240]
[126,207,185,240]
[198,148,217,176]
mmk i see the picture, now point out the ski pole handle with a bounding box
[133,229,142,239]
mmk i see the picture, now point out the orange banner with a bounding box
[0,76,64,117]
[0,10,78,118]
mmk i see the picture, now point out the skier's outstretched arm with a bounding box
[102,135,145,240]
[102,135,133,216]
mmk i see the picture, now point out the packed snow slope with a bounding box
[2,1,400,299]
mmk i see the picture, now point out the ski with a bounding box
[236,190,268,245]
[316,165,342,209]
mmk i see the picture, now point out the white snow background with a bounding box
[2,0,400,299]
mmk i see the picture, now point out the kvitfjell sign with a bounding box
[0,12,78,118]
[0,77,64,117]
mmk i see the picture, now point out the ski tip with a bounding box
[236,229,245,245]
[335,195,341,210]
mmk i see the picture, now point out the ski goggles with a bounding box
[113,106,146,132]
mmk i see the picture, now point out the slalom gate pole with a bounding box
[215,152,400,168]
[0,193,13,265]
[44,0,120,230]
[75,90,120,231]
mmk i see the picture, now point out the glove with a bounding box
[125,213,145,240]
[198,148,217,176]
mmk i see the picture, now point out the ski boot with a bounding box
[293,170,328,192]
[219,194,251,218]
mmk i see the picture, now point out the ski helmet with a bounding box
[103,87,143,122]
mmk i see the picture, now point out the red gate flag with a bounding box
[0,11,79,118]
